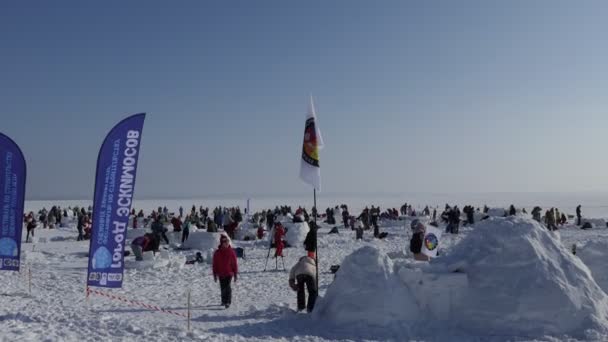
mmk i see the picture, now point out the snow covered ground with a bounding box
[4,198,608,341]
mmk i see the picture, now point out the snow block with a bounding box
[285,222,310,247]
[313,246,418,328]
[578,241,608,294]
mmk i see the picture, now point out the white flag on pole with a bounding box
[299,96,324,190]
[422,225,442,258]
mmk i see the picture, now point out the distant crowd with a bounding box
[21,201,588,313]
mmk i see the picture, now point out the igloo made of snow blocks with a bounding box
[427,217,608,337]
[315,217,608,339]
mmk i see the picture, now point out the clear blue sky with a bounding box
[1,1,608,200]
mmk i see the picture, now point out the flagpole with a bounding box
[314,188,318,291]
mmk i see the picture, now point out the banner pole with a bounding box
[187,290,191,331]
[28,266,31,295]
[314,188,318,291]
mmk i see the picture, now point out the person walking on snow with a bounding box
[289,255,318,313]
[212,235,238,308]
[576,205,582,226]
[26,216,37,243]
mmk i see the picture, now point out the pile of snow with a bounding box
[486,207,506,217]
[431,217,608,337]
[234,222,258,241]
[124,249,186,270]
[578,241,608,293]
[284,222,310,247]
[473,211,486,223]
[313,246,417,327]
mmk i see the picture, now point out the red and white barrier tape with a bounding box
[87,287,188,318]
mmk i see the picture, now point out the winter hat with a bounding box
[411,219,426,233]
[410,219,420,230]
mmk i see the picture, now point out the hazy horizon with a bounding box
[3,1,608,200]
[24,190,608,202]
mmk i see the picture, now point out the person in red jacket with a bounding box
[256,225,265,240]
[212,234,238,308]
[274,222,286,258]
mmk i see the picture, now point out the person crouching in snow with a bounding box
[274,222,286,258]
[289,255,318,313]
[409,219,430,261]
[131,233,160,261]
[212,234,238,308]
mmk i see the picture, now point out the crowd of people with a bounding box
[22,200,589,312]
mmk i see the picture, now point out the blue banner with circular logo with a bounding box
[87,113,145,288]
[0,133,26,272]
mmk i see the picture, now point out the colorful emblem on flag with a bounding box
[302,117,319,167]
[424,233,438,251]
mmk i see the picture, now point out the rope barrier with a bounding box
[86,287,188,318]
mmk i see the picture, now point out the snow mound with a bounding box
[284,222,309,247]
[431,217,608,337]
[486,207,506,217]
[313,246,417,328]
[235,222,257,241]
[578,241,608,293]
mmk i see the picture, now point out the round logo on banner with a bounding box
[0,238,18,256]
[92,246,112,269]
[424,233,439,251]
[302,118,319,167]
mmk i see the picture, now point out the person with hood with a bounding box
[289,255,318,313]
[409,219,430,261]
[531,206,542,223]
[576,205,582,226]
[212,235,238,308]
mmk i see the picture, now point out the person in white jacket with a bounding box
[289,255,318,312]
